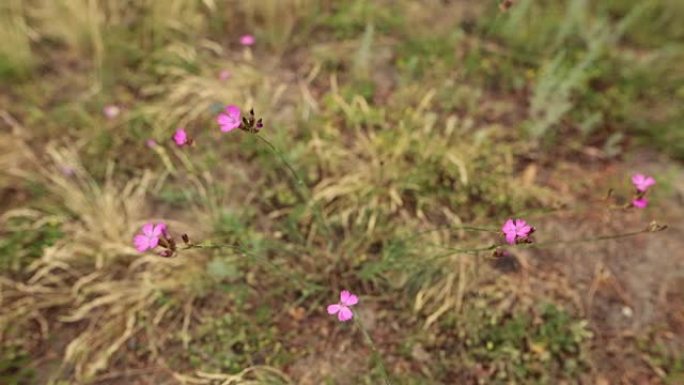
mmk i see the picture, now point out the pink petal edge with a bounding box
[338,306,353,322]
[141,223,154,236]
[134,235,150,252]
[327,304,341,315]
[505,233,516,245]
[342,294,358,307]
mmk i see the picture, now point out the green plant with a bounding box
[0,343,34,385]
[0,218,63,274]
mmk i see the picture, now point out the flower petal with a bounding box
[644,177,655,187]
[502,219,515,233]
[217,114,231,125]
[220,124,237,133]
[147,236,159,249]
[327,304,341,315]
[517,225,532,236]
[632,198,648,208]
[505,232,516,245]
[173,128,187,146]
[337,306,353,322]
[152,223,167,237]
[342,293,358,307]
[134,235,150,252]
[225,105,241,119]
[141,223,154,236]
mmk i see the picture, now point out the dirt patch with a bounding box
[518,157,684,383]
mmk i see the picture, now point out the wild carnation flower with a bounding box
[59,165,75,176]
[219,70,231,81]
[173,128,188,146]
[502,218,534,245]
[146,139,157,148]
[240,34,255,46]
[631,173,655,192]
[217,105,242,132]
[133,222,167,252]
[103,105,120,119]
[632,198,648,209]
[327,290,358,322]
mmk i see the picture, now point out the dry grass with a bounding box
[0,142,214,382]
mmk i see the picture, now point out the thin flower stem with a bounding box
[514,228,659,249]
[255,134,333,238]
[354,316,393,385]
[421,225,666,255]
[255,135,304,188]
[406,225,499,241]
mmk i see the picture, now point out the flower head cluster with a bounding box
[327,290,358,322]
[632,198,648,208]
[631,173,655,209]
[217,105,242,132]
[173,127,193,147]
[219,70,231,81]
[240,34,255,46]
[632,174,655,192]
[217,105,263,133]
[103,105,120,119]
[133,222,191,257]
[134,222,167,252]
[502,218,535,245]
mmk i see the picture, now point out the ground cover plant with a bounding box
[1,0,683,384]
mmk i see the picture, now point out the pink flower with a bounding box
[217,105,242,132]
[133,222,167,252]
[632,198,648,208]
[103,105,120,119]
[327,290,358,322]
[146,139,157,148]
[59,165,75,176]
[219,70,231,81]
[631,174,655,192]
[173,128,188,146]
[502,218,534,245]
[240,34,255,46]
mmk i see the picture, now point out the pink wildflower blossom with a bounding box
[103,105,120,119]
[133,222,167,252]
[632,198,648,209]
[59,165,75,176]
[327,290,358,322]
[219,70,231,81]
[240,34,255,46]
[173,128,188,146]
[631,174,655,192]
[146,139,157,148]
[217,105,242,132]
[502,218,534,245]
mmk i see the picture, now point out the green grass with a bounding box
[0,343,34,385]
[0,218,63,274]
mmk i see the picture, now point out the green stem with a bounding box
[513,228,658,249]
[255,135,305,188]
[406,225,499,241]
[355,316,393,385]
[255,134,333,238]
[421,225,666,256]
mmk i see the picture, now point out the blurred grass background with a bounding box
[1,0,683,384]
